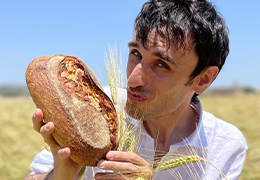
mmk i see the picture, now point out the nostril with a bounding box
[128,86,136,93]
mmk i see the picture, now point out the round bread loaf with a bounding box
[26,55,119,166]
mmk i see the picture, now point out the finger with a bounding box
[97,159,144,173]
[57,147,71,162]
[32,108,44,132]
[55,147,83,176]
[95,172,129,180]
[40,121,55,135]
[106,151,149,166]
[40,122,60,150]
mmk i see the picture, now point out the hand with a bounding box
[95,151,153,180]
[32,109,82,180]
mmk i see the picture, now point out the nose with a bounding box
[127,62,147,88]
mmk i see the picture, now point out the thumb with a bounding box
[57,147,71,162]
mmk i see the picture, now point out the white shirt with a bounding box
[28,90,247,180]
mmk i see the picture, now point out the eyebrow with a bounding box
[152,51,177,67]
[128,41,139,48]
[128,41,177,67]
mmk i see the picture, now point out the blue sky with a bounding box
[0,0,259,89]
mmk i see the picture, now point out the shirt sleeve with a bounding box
[28,149,54,176]
[27,149,112,180]
[222,145,248,180]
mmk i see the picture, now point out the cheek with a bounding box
[157,80,177,94]
[157,85,187,109]
[126,64,133,79]
[126,61,132,78]
[126,59,137,79]
[155,81,186,103]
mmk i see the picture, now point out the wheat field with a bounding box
[200,93,260,180]
[0,93,259,180]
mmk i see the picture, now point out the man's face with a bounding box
[125,30,199,120]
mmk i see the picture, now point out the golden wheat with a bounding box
[152,155,203,173]
[78,167,86,180]
[76,46,229,180]
[105,44,124,105]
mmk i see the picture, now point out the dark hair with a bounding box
[134,0,229,103]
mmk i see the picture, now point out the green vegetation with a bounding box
[0,93,259,179]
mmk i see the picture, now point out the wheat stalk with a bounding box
[77,45,125,180]
[77,166,86,180]
[78,46,228,180]
[152,155,203,173]
[105,44,124,105]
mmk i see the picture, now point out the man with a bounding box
[24,0,247,179]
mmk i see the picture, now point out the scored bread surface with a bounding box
[26,55,119,166]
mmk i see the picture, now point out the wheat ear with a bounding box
[153,155,203,173]
[105,44,124,105]
[153,155,228,180]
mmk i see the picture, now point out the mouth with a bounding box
[127,87,148,102]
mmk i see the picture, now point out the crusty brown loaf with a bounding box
[26,55,119,166]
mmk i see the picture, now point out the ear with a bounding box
[193,66,219,94]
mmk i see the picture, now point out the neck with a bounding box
[143,100,198,152]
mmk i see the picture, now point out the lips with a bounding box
[127,87,147,102]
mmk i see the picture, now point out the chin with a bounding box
[124,100,155,121]
[125,100,146,120]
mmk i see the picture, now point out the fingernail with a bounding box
[45,123,49,130]
[61,149,66,156]
[98,160,106,169]
[106,151,113,160]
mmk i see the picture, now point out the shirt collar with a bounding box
[173,97,208,148]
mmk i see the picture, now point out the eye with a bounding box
[157,61,170,70]
[130,49,142,58]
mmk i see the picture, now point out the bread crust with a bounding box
[26,55,118,166]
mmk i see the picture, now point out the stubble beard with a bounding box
[125,87,189,121]
[125,100,149,121]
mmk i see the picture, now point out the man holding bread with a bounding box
[24,0,247,179]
